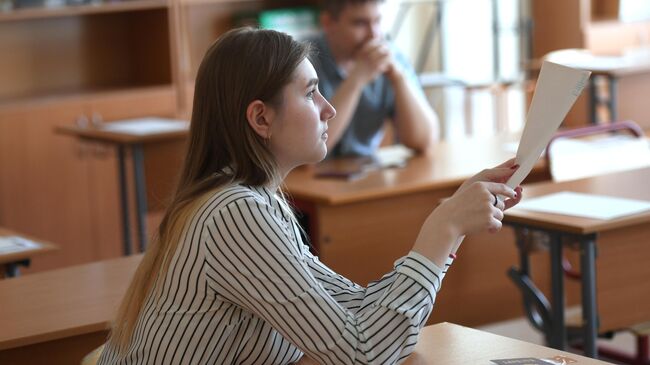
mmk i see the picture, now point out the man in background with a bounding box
[311,0,439,158]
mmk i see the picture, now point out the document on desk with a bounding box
[515,191,650,220]
[506,61,591,189]
[100,118,189,135]
[0,236,39,253]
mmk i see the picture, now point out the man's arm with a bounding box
[389,65,440,152]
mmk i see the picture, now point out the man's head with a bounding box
[320,0,384,59]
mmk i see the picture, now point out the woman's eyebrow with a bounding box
[306,78,319,88]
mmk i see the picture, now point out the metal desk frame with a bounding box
[508,222,600,358]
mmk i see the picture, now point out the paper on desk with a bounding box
[100,118,189,135]
[506,61,591,188]
[375,144,414,168]
[515,191,650,220]
[0,236,39,253]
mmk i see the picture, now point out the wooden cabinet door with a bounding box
[0,99,97,272]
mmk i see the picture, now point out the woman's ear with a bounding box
[246,100,274,139]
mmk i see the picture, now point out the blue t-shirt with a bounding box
[309,34,424,158]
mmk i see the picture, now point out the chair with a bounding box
[509,120,650,364]
[545,120,650,182]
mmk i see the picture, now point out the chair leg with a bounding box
[638,335,649,365]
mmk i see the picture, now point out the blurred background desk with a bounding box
[543,49,650,126]
[285,132,550,326]
[57,119,188,255]
[0,227,57,278]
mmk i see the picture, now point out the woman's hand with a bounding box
[456,158,523,211]
[411,159,523,267]
[438,180,518,236]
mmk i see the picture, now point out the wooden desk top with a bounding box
[0,228,58,265]
[0,254,141,350]
[56,124,188,145]
[404,322,609,364]
[505,167,650,234]
[285,133,541,205]
[532,51,650,78]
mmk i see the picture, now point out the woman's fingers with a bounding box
[447,181,521,236]
[488,217,503,233]
[486,182,517,200]
[493,158,517,169]
[475,164,520,184]
[503,186,523,210]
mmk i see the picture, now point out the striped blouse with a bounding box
[98,183,453,365]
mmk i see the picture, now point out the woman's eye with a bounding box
[307,90,315,99]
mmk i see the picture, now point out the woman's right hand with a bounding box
[411,163,520,267]
[436,180,518,236]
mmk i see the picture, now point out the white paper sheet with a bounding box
[100,118,189,135]
[515,191,650,220]
[0,236,40,253]
[375,144,414,168]
[506,61,591,189]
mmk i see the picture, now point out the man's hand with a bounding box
[348,39,394,85]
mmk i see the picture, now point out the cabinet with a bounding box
[0,0,178,270]
[531,0,650,59]
[0,0,323,271]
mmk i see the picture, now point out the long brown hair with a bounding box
[108,27,311,352]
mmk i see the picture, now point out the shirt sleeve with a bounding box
[392,45,425,98]
[201,195,452,365]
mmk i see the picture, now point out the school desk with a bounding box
[0,227,57,278]
[504,167,650,358]
[403,322,610,365]
[585,58,650,126]
[0,254,142,365]
[542,50,650,126]
[57,123,187,256]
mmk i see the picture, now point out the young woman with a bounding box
[98,27,522,365]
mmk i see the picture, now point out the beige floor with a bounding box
[477,317,642,364]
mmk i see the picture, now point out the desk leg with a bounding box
[4,260,28,277]
[581,237,598,358]
[608,77,618,122]
[589,77,598,124]
[117,145,132,256]
[132,144,148,253]
[549,232,567,350]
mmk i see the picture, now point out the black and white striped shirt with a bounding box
[98,184,453,365]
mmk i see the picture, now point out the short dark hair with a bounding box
[320,0,382,19]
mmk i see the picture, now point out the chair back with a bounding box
[545,121,650,182]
